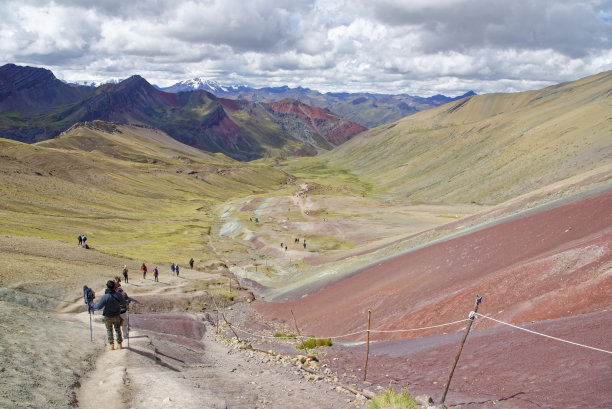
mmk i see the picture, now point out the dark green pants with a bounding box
[104,315,123,345]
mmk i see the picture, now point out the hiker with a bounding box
[141,263,147,279]
[175,264,180,277]
[93,280,124,350]
[114,276,130,336]
[82,235,87,248]
[280,242,283,248]
[153,266,159,282]
[189,258,194,269]
[285,246,287,251]
[171,263,175,276]
[122,265,128,283]
[303,242,306,249]
[78,235,82,246]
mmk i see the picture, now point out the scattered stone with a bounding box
[415,395,434,406]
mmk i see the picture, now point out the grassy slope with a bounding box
[0,123,288,265]
[300,70,612,205]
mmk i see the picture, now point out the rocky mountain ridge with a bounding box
[159,78,476,128]
[0,64,367,160]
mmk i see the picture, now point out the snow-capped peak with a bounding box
[65,78,123,87]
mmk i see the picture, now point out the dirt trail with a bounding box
[0,235,361,409]
[74,274,361,409]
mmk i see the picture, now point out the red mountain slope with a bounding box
[255,189,612,340]
[268,99,367,146]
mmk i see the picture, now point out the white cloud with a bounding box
[0,0,610,95]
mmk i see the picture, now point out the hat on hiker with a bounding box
[106,280,115,289]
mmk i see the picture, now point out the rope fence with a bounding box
[227,318,470,341]
[210,293,612,405]
[475,313,612,355]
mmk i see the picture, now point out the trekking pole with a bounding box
[89,305,93,342]
[83,286,95,342]
[127,304,130,348]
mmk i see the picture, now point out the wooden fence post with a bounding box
[441,295,482,404]
[291,309,309,354]
[222,312,241,341]
[363,310,371,381]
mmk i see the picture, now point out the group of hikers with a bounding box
[77,234,89,249]
[280,238,307,250]
[90,257,195,348]
[139,258,194,281]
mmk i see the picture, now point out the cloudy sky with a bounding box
[1,0,611,96]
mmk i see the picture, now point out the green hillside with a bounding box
[0,122,289,264]
[287,71,612,205]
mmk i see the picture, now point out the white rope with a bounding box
[223,318,469,342]
[368,318,470,334]
[476,313,612,355]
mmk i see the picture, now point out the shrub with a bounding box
[273,332,296,338]
[366,388,418,409]
[218,290,239,301]
[296,337,332,349]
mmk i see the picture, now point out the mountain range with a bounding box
[0,64,367,160]
[159,78,476,128]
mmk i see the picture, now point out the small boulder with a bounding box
[414,395,434,406]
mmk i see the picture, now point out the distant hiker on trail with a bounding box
[122,265,128,283]
[93,280,124,350]
[153,266,159,282]
[141,263,147,279]
[171,263,175,276]
[78,235,82,246]
[280,242,283,248]
[175,264,180,277]
[285,246,288,251]
[82,235,87,248]
[303,242,306,249]
[189,258,194,269]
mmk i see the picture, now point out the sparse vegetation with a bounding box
[273,332,296,338]
[216,290,240,301]
[366,388,419,409]
[296,337,332,349]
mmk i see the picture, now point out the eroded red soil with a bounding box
[255,190,612,407]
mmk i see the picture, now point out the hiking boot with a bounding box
[117,343,122,350]
[108,344,114,350]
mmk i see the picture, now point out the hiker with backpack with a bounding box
[141,263,147,279]
[189,258,194,269]
[114,277,130,339]
[78,235,82,246]
[153,266,159,282]
[93,280,126,350]
[122,265,128,283]
[171,262,175,276]
[175,264,180,277]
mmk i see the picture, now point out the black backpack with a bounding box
[112,292,128,314]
